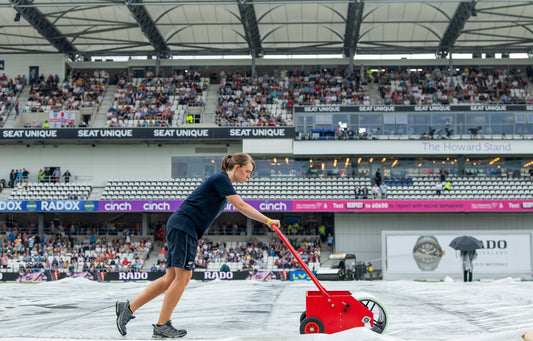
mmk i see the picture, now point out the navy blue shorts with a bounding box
[166,229,198,270]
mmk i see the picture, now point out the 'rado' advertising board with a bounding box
[384,232,532,279]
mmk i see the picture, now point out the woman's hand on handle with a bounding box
[267,219,280,229]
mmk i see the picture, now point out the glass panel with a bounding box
[383,114,395,124]
[515,114,527,124]
[490,113,515,135]
[465,113,488,136]
[408,113,431,135]
[396,113,408,124]
[359,114,383,135]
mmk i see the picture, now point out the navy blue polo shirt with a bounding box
[167,171,237,239]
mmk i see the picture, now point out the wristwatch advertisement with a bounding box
[412,235,445,271]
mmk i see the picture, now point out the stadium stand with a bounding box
[106,72,209,127]
[2,173,532,201]
[0,227,321,274]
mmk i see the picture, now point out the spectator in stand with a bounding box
[436,180,443,196]
[22,168,30,183]
[52,168,61,183]
[346,127,355,140]
[361,185,369,199]
[318,224,326,243]
[440,168,448,182]
[62,170,72,183]
[379,182,388,199]
[336,124,344,140]
[41,168,50,182]
[9,169,16,188]
[372,183,380,199]
[327,233,334,251]
[37,169,44,183]
[374,168,382,186]
[121,258,130,271]
[354,185,361,199]
[15,182,25,194]
[16,169,23,183]
[155,226,164,246]
[1,253,8,269]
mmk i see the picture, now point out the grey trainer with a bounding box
[116,300,135,336]
[152,320,187,338]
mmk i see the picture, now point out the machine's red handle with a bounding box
[271,224,330,298]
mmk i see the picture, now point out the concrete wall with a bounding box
[0,143,239,186]
[0,54,66,80]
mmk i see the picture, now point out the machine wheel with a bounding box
[358,297,388,334]
[299,317,324,334]
[299,311,306,323]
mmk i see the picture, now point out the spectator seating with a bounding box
[9,182,92,201]
[100,178,202,200]
[99,176,533,200]
[5,176,532,202]
[386,176,533,200]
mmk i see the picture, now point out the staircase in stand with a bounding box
[3,86,30,128]
[91,84,118,128]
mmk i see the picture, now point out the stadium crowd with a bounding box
[1,221,324,274]
[373,65,532,105]
[106,70,208,127]
[7,64,533,129]
[193,235,321,271]
[215,65,532,127]
[26,73,105,112]
[1,226,152,273]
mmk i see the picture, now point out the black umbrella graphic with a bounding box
[449,235,483,251]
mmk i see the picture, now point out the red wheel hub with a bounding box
[305,322,320,334]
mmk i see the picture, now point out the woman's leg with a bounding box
[157,267,192,325]
[129,268,176,313]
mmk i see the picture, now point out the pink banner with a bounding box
[292,200,533,212]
